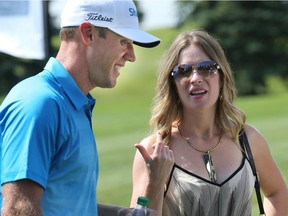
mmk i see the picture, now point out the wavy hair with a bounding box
[150,30,246,145]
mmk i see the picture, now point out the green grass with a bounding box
[93,28,288,214]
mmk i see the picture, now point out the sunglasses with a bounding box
[171,60,220,81]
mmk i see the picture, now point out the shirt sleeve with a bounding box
[1,92,59,188]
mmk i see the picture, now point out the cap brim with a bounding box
[109,28,161,48]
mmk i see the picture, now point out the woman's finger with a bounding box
[134,144,152,165]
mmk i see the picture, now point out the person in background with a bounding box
[0,0,160,215]
[130,29,288,216]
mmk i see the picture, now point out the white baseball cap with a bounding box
[61,0,161,48]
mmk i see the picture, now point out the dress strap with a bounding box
[238,129,266,215]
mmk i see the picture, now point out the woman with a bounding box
[130,30,288,215]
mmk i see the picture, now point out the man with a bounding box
[0,0,160,215]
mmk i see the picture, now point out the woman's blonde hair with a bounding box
[150,30,246,145]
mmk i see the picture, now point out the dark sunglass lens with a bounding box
[178,64,192,77]
[197,61,215,77]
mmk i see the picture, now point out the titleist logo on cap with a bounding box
[85,13,113,22]
[85,7,137,23]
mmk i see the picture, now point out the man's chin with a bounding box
[100,80,117,89]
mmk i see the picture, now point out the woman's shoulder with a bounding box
[243,124,265,141]
[242,123,270,159]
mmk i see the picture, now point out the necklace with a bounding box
[177,126,223,183]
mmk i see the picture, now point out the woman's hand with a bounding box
[134,132,174,190]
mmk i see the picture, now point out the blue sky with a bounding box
[138,0,177,29]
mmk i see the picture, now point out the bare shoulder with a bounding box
[243,124,274,164]
[243,124,264,139]
[243,124,268,145]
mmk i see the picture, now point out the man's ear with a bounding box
[79,22,93,45]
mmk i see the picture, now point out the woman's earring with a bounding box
[219,94,223,101]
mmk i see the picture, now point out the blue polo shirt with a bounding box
[0,57,98,215]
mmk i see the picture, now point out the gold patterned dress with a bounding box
[163,156,255,216]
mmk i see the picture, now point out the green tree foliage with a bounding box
[177,1,288,95]
[0,55,46,96]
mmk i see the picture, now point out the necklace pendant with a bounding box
[203,152,217,183]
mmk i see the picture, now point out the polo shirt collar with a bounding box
[44,57,95,111]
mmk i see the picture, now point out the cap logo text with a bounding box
[85,13,113,22]
[129,8,137,17]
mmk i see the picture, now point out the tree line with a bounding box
[176,1,288,95]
